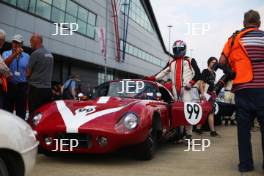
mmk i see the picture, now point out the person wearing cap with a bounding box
[0,29,10,109]
[2,34,29,119]
[61,75,81,100]
[27,33,53,114]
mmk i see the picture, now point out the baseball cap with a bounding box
[12,34,24,43]
[70,74,81,81]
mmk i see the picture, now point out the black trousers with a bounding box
[28,85,52,114]
[3,82,28,119]
[235,88,264,170]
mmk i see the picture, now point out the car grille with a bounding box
[56,133,92,148]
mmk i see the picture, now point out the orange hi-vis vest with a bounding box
[222,27,258,85]
[0,76,7,92]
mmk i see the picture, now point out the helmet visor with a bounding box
[173,46,186,56]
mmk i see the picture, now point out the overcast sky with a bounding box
[150,0,264,72]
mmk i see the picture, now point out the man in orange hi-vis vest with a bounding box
[0,29,10,109]
[219,10,264,173]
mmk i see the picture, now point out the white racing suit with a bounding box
[155,56,201,136]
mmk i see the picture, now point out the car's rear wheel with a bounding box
[136,129,157,160]
[0,158,8,176]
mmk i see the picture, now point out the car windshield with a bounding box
[95,80,157,99]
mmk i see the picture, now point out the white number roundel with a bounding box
[75,106,96,116]
[184,102,202,125]
[214,102,219,115]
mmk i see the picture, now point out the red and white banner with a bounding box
[96,27,106,58]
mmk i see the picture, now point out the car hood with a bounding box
[34,97,141,133]
[0,110,37,152]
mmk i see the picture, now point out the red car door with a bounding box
[170,100,213,128]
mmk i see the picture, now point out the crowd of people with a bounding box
[0,9,263,173]
[145,9,264,173]
[0,32,53,119]
[0,31,55,119]
[146,41,226,138]
[0,30,87,120]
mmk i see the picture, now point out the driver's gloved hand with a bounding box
[184,80,195,90]
[184,84,192,90]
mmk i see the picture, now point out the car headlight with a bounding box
[32,113,42,126]
[115,112,139,133]
[123,113,139,130]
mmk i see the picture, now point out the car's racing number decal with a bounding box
[75,106,96,116]
[97,96,110,104]
[214,102,219,115]
[184,102,202,125]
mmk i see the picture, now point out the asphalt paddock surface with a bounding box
[30,126,263,176]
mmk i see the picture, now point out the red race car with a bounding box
[28,79,212,160]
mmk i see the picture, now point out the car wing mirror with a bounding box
[78,93,84,101]
[146,92,154,97]
[156,92,162,101]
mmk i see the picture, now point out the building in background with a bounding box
[0,0,170,93]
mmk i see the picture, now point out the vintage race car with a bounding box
[28,79,212,160]
[213,100,236,126]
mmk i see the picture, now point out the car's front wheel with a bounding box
[0,150,25,176]
[0,157,9,176]
[136,129,157,160]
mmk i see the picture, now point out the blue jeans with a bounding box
[235,88,264,170]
